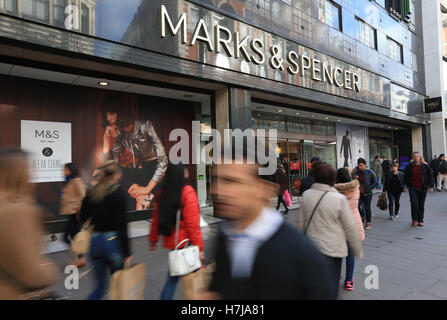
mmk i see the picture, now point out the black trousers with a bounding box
[276,193,289,212]
[323,254,342,299]
[387,191,402,216]
[63,214,80,245]
[358,193,373,223]
[409,188,427,223]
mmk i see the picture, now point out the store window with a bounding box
[388,37,403,63]
[53,0,66,28]
[318,0,341,31]
[357,17,377,50]
[22,0,49,23]
[4,0,18,13]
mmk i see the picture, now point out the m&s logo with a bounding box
[35,130,60,139]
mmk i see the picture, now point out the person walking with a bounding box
[353,158,378,230]
[275,163,289,214]
[383,163,405,220]
[334,168,365,291]
[430,155,440,190]
[436,154,447,191]
[299,157,320,196]
[0,148,58,299]
[371,156,383,189]
[79,161,132,300]
[404,152,434,227]
[60,163,87,267]
[149,163,204,300]
[202,140,336,300]
[297,162,362,297]
[382,157,391,180]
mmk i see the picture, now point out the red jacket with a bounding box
[149,185,204,252]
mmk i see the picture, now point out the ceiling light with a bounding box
[311,115,315,117]
[183,94,193,98]
[98,81,110,86]
[325,117,329,120]
[295,112,300,115]
[387,127,392,129]
[277,109,283,112]
[257,114,261,116]
[337,119,341,122]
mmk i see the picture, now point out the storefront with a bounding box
[0,0,430,219]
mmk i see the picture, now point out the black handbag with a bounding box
[377,193,388,211]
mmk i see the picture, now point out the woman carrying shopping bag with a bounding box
[149,163,204,300]
[275,163,289,214]
[79,161,132,300]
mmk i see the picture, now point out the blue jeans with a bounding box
[87,231,124,300]
[377,177,382,189]
[160,272,180,300]
[345,246,355,282]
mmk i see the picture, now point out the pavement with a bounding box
[46,190,447,300]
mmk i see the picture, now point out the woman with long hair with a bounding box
[149,163,204,300]
[60,162,87,267]
[79,161,132,300]
[0,148,58,299]
[335,168,365,291]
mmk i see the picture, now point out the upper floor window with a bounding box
[4,0,18,14]
[318,0,342,31]
[81,4,89,33]
[53,0,66,28]
[357,17,377,50]
[22,0,49,23]
[388,37,403,63]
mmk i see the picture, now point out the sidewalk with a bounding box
[47,190,447,300]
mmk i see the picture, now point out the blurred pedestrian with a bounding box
[382,157,391,179]
[0,148,58,299]
[298,162,362,297]
[335,168,364,291]
[149,163,204,300]
[80,161,132,300]
[204,142,336,299]
[383,162,405,220]
[60,162,87,267]
[353,158,378,229]
[430,155,440,190]
[299,157,320,196]
[436,154,447,191]
[371,156,383,189]
[275,163,289,214]
[404,152,434,227]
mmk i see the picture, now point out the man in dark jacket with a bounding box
[353,158,378,230]
[299,157,320,196]
[382,162,406,220]
[430,155,440,190]
[404,152,434,227]
[205,153,336,300]
[436,154,447,191]
[275,163,289,214]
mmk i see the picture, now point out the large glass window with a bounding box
[22,0,49,23]
[388,37,403,63]
[53,0,66,28]
[357,17,377,50]
[4,0,18,13]
[318,0,341,31]
[81,4,89,33]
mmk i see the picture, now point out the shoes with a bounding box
[418,222,424,227]
[412,221,418,227]
[284,209,289,215]
[395,214,399,218]
[344,280,354,291]
[389,216,395,220]
[365,223,371,230]
[362,218,366,226]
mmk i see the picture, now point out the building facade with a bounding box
[0,0,440,217]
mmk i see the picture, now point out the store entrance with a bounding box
[277,139,336,196]
[369,144,399,167]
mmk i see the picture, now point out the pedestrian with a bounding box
[353,158,378,230]
[382,157,391,179]
[436,154,447,191]
[149,163,204,300]
[371,156,383,189]
[403,152,434,227]
[60,163,87,267]
[79,161,132,300]
[203,141,336,300]
[383,162,406,220]
[0,148,58,299]
[275,163,289,214]
[430,155,440,190]
[298,162,362,297]
[334,168,365,291]
[299,157,320,196]
[421,157,428,165]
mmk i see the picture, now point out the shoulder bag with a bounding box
[168,209,202,277]
[70,218,93,256]
[303,191,329,236]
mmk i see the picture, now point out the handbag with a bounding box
[303,191,329,235]
[377,193,388,211]
[284,190,292,207]
[109,262,146,300]
[168,210,202,277]
[70,218,93,255]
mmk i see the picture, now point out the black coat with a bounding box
[403,162,434,190]
[383,171,405,193]
[208,222,337,300]
[299,171,315,196]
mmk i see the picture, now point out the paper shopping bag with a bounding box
[181,263,215,300]
[109,263,146,300]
